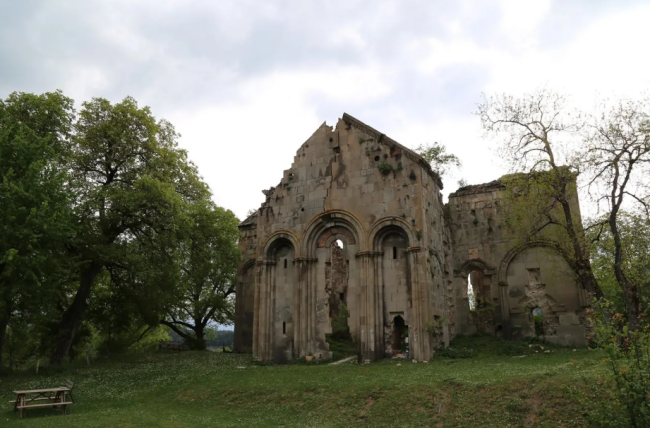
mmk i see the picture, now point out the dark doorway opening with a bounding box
[392,315,405,352]
[532,307,544,336]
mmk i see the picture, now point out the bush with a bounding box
[586,300,650,427]
[377,162,393,176]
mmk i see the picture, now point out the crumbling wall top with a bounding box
[342,113,444,190]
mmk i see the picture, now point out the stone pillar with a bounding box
[234,279,244,352]
[253,260,278,362]
[373,251,384,360]
[498,281,511,339]
[252,261,263,360]
[355,251,384,361]
[406,246,432,361]
[293,257,317,358]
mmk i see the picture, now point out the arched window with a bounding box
[532,307,543,336]
[467,273,476,310]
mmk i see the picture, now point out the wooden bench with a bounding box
[158,341,189,352]
[11,386,73,418]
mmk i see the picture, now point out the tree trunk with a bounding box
[50,262,103,365]
[556,181,604,300]
[610,213,640,331]
[0,313,9,371]
[194,321,206,350]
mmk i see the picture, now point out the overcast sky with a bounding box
[2,0,649,219]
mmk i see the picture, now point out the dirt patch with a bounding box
[359,396,376,418]
[525,394,543,427]
[177,389,211,402]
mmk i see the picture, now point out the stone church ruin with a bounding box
[233,113,589,363]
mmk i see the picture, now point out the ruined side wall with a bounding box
[447,179,589,346]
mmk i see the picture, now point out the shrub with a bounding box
[377,162,393,176]
[586,300,650,427]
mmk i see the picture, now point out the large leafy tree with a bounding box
[50,96,208,364]
[0,91,76,370]
[161,201,240,350]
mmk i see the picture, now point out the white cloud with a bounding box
[2,0,650,220]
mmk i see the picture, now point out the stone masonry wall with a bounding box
[234,114,589,361]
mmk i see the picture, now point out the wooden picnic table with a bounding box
[11,387,73,419]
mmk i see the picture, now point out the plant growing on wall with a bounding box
[423,317,447,335]
[377,162,393,176]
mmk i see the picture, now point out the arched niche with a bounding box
[452,259,496,336]
[368,217,416,251]
[457,259,493,310]
[502,245,578,339]
[261,230,300,261]
[309,217,361,351]
[319,230,353,341]
[264,235,297,362]
[371,223,411,357]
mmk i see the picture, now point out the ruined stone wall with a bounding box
[235,114,590,361]
[447,180,589,347]
[235,113,449,362]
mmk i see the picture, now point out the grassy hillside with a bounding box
[0,336,609,427]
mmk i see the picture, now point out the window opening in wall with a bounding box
[339,292,345,303]
[532,307,543,336]
[393,246,397,259]
[283,321,286,335]
[335,239,344,248]
[284,259,287,269]
[467,273,476,310]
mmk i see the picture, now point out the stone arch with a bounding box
[455,259,492,278]
[260,232,298,362]
[368,217,416,251]
[261,230,300,261]
[369,219,413,357]
[497,241,583,340]
[238,259,257,275]
[497,241,565,286]
[452,258,497,335]
[301,210,365,257]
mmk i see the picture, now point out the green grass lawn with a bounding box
[0,336,609,427]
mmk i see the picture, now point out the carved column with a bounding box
[293,257,317,358]
[252,261,263,360]
[253,260,278,362]
[373,251,384,360]
[406,246,432,361]
[234,279,243,352]
[498,281,511,339]
[355,251,385,361]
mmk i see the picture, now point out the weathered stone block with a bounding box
[559,312,580,326]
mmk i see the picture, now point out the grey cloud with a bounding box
[0,0,646,119]
[0,0,499,107]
